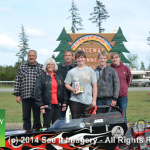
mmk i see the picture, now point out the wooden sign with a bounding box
[68,33,116,69]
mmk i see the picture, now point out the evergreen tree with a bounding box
[140,61,145,70]
[107,27,130,63]
[14,61,22,70]
[67,0,84,33]
[53,27,73,64]
[0,65,18,81]
[147,64,150,70]
[52,53,56,59]
[126,53,138,69]
[147,32,150,69]
[147,31,150,45]
[89,0,109,33]
[16,24,30,64]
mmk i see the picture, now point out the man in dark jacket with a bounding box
[57,50,77,119]
[14,50,43,130]
[94,51,120,111]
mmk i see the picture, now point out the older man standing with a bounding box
[14,50,43,130]
[57,50,77,119]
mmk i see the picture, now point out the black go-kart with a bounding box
[1,105,128,150]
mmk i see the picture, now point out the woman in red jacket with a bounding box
[111,52,132,123]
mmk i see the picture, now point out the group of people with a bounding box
[13,49,132,130]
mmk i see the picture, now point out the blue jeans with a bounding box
[60,105,68,120]
[97,99,112,113]
[117,96,128,123]
[60,99,71,120]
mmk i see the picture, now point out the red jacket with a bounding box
[110,62,132,98]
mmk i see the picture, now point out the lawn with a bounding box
[0,92,22,123]
[0,90,150,123]
[0,92,43,123]
[127,90,150,122]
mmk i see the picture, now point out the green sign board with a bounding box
[0,109,5,147]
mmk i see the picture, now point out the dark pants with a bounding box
[43,104,60,127]
[117,96,128,123]
[70,101,90,119]
[22,98,41,130]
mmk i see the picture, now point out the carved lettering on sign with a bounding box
[78,48,104,53]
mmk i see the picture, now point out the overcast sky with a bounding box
[0,0,150,69]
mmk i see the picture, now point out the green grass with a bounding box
[0,92,43,123]
[127,90,150,122]
[0,92,22,123]
[1,91,150,123]
[0,86,14,88]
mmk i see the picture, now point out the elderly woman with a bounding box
[110,52,132,123]
[35,58,68,127]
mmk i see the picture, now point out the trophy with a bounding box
[74,76,83,93]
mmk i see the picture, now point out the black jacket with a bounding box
[57,62,77,99]
[57,62,77,80]
[34,72,68,109]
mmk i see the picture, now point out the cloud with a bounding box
[0,34,18,50]
[25,28,46,38]
[124,40,149,53]
[47,38,59,45]
[124,34,150,53]
[105,2,134,18]
[129,34,144,41]
[0,52,17,66]
[1,52,17,60]
[0,7,14,13]
[37,48,54,56]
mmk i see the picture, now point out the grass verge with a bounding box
[1,91,150,123]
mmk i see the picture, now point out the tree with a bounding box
[67,0,84,33]
[89,0,109,33]
[107,27,130,63]
[16,24,30,64]
[140,61,145,70]
[126,54,139,70]
[147,31,150,69]
[147,64,150,70]
[53,27,73,64]
[52,53,56,59]
[14,61,22,70]
[0,65,17,81]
